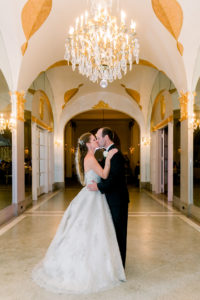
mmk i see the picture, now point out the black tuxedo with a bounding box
[97,144,129,267]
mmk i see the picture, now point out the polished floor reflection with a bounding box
[1,187,200,300]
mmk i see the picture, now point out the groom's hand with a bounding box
[87,181,98,191]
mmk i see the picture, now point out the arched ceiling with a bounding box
[0,0,200,93]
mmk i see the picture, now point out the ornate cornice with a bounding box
[179,91,189,122]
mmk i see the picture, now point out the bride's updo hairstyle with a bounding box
[75,132,91,186]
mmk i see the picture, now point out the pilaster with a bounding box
[179,91,194,206]
[10,91,25,204]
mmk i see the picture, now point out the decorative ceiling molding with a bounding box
[21,0,52,55]
[62,84,83,110]
[151,0,184,55]
[46,60,71,71]
[133,59,158,70]
[121,84,142,110]
[92,101,111,109]
[169,88,177,94]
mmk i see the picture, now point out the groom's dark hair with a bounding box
[102,127,114,141]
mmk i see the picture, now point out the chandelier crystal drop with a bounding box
[64,6,140,87]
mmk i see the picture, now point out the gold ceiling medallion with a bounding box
[151,0,184,55]
[92,101,111,109]
[62,84,84,110]
[64,3,139,88]
[121,84,142,110]
[179,91,189,122]
[21,0,52,55]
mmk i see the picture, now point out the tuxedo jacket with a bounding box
[97,144,129,208]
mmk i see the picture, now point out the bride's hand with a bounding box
[107,148,118,160]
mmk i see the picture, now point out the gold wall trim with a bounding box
[151,89,165,130]
[32,115,53,131]
[38,90,54,125]
[92,101,111,109]
[152,115,173,131]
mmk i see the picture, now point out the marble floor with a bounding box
[1,187,200,300]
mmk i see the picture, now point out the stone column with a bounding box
[10,91,25,206]
[179,91,194,210]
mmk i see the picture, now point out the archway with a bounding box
[64,109,140,187]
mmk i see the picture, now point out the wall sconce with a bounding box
[55,139,62,146]
[0,113,16,134]
[129,146,135,154]
[24,148,29,155]
[178,148,181,153]
[71,147,75,154]
[141,137,151,146]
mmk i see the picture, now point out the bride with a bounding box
[32,132,126,294]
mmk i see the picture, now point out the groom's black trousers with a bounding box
[107,200,129,268]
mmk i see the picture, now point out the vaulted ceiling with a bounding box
[0,0,200,117]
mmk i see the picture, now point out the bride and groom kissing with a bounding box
[32,127,129,294]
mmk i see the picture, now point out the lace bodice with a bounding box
[84,169,101,185]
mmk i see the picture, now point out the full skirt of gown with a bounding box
[32,170,126,294]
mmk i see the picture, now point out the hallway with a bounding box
[1,188,200,300]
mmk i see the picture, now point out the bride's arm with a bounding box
[85,150,117,179]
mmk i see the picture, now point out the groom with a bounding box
[87,127,129,267]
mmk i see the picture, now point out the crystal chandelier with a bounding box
[0,113,16,134]
[64,5,140,88]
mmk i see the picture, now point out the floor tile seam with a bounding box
[178,215,200,233]
[26,190,61,213]
[144,190,200,233]
[143,190,176,212]
[0,215,27,236]
[128,214,181,217]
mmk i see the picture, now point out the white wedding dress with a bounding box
[32,169,126,294]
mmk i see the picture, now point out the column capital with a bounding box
[9,91,26,121]
[179,91,195,122]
